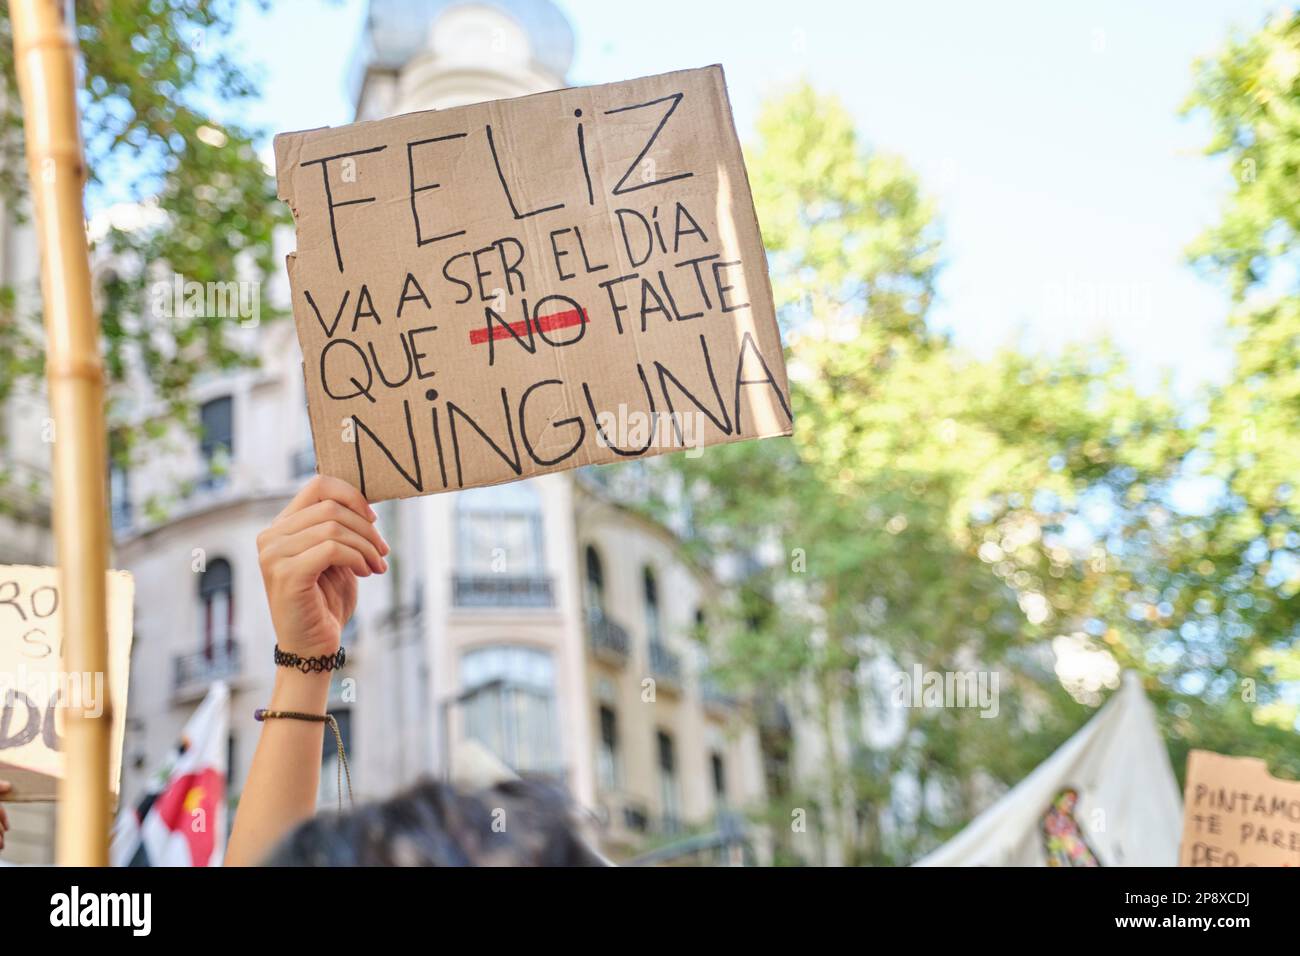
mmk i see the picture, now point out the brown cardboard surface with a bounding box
[275,66,792,501]
[1179,749,1300,866]
[0,566,134,802]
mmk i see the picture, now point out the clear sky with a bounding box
[225,0,1285,394]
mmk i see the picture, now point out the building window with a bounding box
[585,545,605,616]
[456,482,544,575]
[109,461,132,531]
[624,805,649,833]
[643,566,661,644]
[198,558,233,655]
[199,396,234,490]
[597,704,619,791]
[453,483,552,606]
[712,751,727,803]
[109,428,132,530]
[760,702,794,801]
[657,729,680,832]
[460,646,558,776]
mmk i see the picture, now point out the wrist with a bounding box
[270,666,332,712]
[269,620,340,660]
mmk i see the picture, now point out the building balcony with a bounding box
[587,608,630,666]
[192,446,234,496]
[648,641,683,691]
[700,678,738,713]
[452,573,554,609]
[172,459,237,513]
[173,640,242,703]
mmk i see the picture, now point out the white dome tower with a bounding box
[351,0,575,118]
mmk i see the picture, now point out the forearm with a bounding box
[233,476,382,865]
[226,668,330,866]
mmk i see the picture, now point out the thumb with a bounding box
[0,780,11,795]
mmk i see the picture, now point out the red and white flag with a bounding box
[112,681,229,867]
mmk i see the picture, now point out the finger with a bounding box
[272,500,388,557]
[278,475,375,523]
[285,540,373,583]
[0,804,7,829]
[0,779,9,796]
[276,522,386,574]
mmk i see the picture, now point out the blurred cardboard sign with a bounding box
[0,566,134,802]
[1179,749,1300,866]
[275,65,792,502]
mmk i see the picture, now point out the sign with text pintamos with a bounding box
[275,65,792,502]
[1179,749,1300,866]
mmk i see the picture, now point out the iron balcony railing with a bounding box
[700,677,738,711]
[587,608,631,665]
[173,640,241,697]
[649,641,683,687]
[452,574,554,608]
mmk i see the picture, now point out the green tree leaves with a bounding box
[670,54,1300,864]
[0,0,285,469]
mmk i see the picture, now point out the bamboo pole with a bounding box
[10,0,111,866]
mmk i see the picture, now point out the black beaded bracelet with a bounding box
[273,644,346,674]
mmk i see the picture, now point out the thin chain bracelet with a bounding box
[273,644,346,674]
[254,708,354,812]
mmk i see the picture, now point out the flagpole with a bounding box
[10,0,112,866]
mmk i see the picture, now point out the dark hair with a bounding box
[264,777,608,867]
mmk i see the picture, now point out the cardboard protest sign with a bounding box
[275,65,792,501]
[0,566,134,802]
[1179,749,1300,866]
